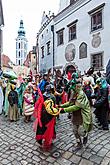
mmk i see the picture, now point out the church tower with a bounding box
[16,19,28,66]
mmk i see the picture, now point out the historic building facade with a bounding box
[37,0,110,74]
[37,11,55,73]
[16,20,28,66]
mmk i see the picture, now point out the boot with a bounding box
[73,139,83,152]
[83,133,88,146]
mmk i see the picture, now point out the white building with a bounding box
[38,0,110,74]
[37,11,55,73]
[16,20,28,66]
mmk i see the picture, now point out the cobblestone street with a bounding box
[0,114,110,165]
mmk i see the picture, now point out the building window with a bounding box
[47,41,50,55]
[91,10,102,31]
[91,52,103,70]
[88,3,105,32]
[19,51,20,57]
[56,28,64,46]
[19,43,20,49]
[41,46,44,58]
[79,42,87,59]
[19,60,20,65]
[68,24,76,41]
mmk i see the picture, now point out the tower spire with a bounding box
[18,19,25,37]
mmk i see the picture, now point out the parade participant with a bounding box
[16,80,24,115]
[59,73,92,151]
[23,85,34,123]
[4,80,11,116]
[33,84,60,151]
[83,80,93,106]
[8,84,19,121]
[0,79,3,115]
[93,78,109,130]
[83,67,95,87]
[38,73,48,93]
[54,70,67,119]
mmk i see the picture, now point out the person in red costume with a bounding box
[33,85,60,151]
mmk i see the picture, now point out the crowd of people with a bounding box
[0,67,110,151]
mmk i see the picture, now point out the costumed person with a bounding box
[83,67,95,87]
[16,80,24,115]
[8,84,19,121]
[4,80,11,116]
[23,85,34,123]
[59,73,92,151]
[83,80,93,106]
[93,78,109,130]
[0,79,3,115]
[38,73,48,94]
[54,70,67,119]
[33,84,60,151]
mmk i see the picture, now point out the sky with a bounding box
[2,0,60,63]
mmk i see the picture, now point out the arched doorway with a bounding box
[64,62,78,80]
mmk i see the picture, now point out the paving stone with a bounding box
[1,159,10,165]
[70,155,81,164]
[106,151,110,158]
[82,151,92,159]
[21,160,28,165]
[79,159,94,165]
[46,156,56,163]
[101,157,110,165]
[57,157,72,165]
[53,162,60,165]
[32,155,41,162]
[92,144,103,152]
[62,151,73,159]
[97,148,108,157]
[89,154,103,164]
[104,144,110,150]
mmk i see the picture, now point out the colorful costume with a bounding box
[8,85,19,121]
[93,78,109,130]
[60,73,92,150]
[33,85,60,150]
[16,81,28,115]
[23,86,34,122]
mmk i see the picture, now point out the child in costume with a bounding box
[8,84,19,121]
[23,85,34,122]
[59,73,92,151]
[33,84,60,151]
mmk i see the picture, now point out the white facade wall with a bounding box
[54,0,110,74]
[39,20,54,73]
[59,0,70,12]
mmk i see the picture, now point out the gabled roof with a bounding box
[1,54,12,68]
